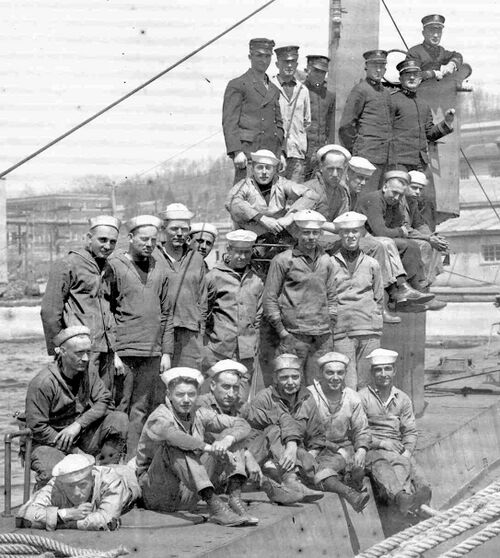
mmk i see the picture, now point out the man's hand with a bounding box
[61,503,93,521]
[279,441,297,473]
[444,108,455,126]
[338,447,352,465]
[210,435,235,457]
[114,353,125,376]
[160,354,171,373]
[429,234,449,251]
[278,329,290,341]
[400,225,410,238]
[441,61,457,76]
[245,451,263,484]
[233,151,247,170]
[260,215,284,234]
[280,154,287,173]
[354,448,367,469]
[434,70,444,81]
[379,439,404,453]
[277,214,294,229]
[54,422,82,452]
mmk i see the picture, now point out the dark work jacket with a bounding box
[391,89,453,167]
[222,68,284,157]
[304,79,336,156]
[40,249,115,355]
[339,78,393,165]
[406,43,463,81]
[355,190,405,239]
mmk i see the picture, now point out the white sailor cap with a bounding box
[189,222,218,239]
[88,215,121,231]
[293,210,326,230]
[127,215,162,233]
[160,203,194,221]
[408,170,428,187]
[348,156,376,177]
[273,353,302,372]
[366,348,399,366]
[226,229,258,248]
[52,453,95,483]
[161,367,204,388]
[384,170,410,185]
[207,359,248,379]
[317,351,350,367]
[333,211,367,230]
[316,144,351,163]
[53,326,91,348]
[250,149,280,166]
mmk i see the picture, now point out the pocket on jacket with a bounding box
[240,129,256,142]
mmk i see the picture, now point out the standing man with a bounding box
[222,38,285,184]
[359,349,432,515]
[158,203,207,369]
[264,210,336,384]
[406,14,463,81]
[303,55,336,181]
[41,216,121,394]
[271,45,311,183]
[339,50,393,192]
[188,223,218,267]
[330,212,384,390]
[205,230,264,401]
[107,215,173,458]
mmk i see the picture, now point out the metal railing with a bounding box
[3,428,32,517]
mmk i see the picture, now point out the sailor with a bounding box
[107,215,173,458]
[329,212,384,389]
[158,203,207,369]
[356,171,436,310]
[303,55,336,181]
[359,349,432,515]
[222,38,285,184]
[271,45,311,183]
[16,453,140,531]
[26,326,128,487]
[205,230,264,401]
[264,210,336,384]
[392,59,455,172]
[406,14,463,81]
[240,354,325,503]
[339,50,393,192]
[136,367,253,526]
[188,222,218,266]
[41,215,121,395]
[225,149,318,243]
[308,352,371,512]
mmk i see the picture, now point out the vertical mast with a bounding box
[0,179,7,284]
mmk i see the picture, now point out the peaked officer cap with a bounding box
[306,55,330,72]
[422,14,445,28]
[363,50,388,62]
[275,45,299,60]
[397,59,421,73]
[249,38,275,53]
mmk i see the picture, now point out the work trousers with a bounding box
[88,351,115,400]
[280,157,305,183]
[392,238,425,285]
[412,239,443,285]
[366,235,407,285]
[334,335,381,390]
[30,411,128,486]
[172,327,203,369]
[314,444,355,484]
[364,163,389,193]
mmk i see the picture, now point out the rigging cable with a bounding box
[0,0,278,181]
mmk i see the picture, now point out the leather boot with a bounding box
[227,478,259,525]
[383,306,401,324]
[261,476,302,506]
[320,476,369,513]
[391,282,434,304]
[282,472,324,503]
[412,485,432,511]
[395,490,415,515]
[205,493,247,526]
[422,298,447,311]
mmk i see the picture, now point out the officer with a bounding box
[223,38,285,184]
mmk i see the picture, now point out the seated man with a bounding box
[26,326,128,487]
[308,352,370,513]
[16,453,140,531]
[241,354,324,503]
[188,222,218,267]
[358,349,431,515]
[136,367,252,526]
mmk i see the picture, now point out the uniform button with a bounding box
[261,131,264,134]
[262,117,265,121]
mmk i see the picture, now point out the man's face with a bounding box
[59,475,93,506]
[372,363,395,390]
[164,220,190,249]
[346,168,368,195]
[320,152,347,189]
[227,245,253,270]
[321,362,347,393]
[365,61,386,82]
[382,179,406,206]
[211,371,240,411]
[423,25,442,47]
[252,162,277,186]
[168,381,198,415]
[128,225,157,259]
[276,57,298,80]
[297,227,322,253]
[190,232,214,258]
[249,50,272,73]
[306,66,327,86]
[406,182,424,199]
[339,227,362,251]
[400,71,422,92]
[275,368,301,397]
[87,225,118,260]
[60,335,91,379]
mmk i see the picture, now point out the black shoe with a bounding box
[423,298,447,311]
[383,308,401,324]
[228,494,259,525]
[392,282,434,304]
[395,491,415,515]
[394,301,428,313]
[261,476,302,506]
[207,494,247,526]
[282,472,324,503]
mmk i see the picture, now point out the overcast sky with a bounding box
[1,0,498,196]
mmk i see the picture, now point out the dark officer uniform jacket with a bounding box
[304,79,336,160]
[406,43,463,81]
[222,69,285,158]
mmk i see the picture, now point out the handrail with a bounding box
[3,429,32,517]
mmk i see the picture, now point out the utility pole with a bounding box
[110,182,117,216]
[0,178,7,284]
